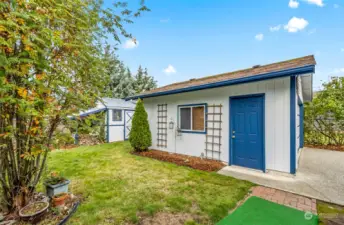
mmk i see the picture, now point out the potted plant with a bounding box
[52,193,69,206]
[19,201,49,222]
[44,172,70,198]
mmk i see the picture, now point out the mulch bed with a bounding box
[78,134,103,146]
[305,144,344,152]
[133,149,226,172]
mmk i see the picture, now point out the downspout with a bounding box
[300,104,304,148]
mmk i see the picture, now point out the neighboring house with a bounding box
[79,98,135,142]
[126,55,316,174]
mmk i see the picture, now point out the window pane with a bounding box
[192,106,204,131]
[180,108,191,130]
[112,109,122,121]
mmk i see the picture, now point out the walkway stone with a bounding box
[251,186,317,214]
[218,147,344,205]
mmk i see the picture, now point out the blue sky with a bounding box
[108,0,344,90]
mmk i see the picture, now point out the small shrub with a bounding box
[129,99,152,151]
[44,172,66,185]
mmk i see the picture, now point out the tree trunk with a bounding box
[11,186,31,211]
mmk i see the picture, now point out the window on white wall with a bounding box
[179,104,206,132]
[112,109,122,121]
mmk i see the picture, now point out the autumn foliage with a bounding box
[0,0,148,211]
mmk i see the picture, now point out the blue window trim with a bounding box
[125,65,315,100]
[290,76,296,174]
[177,103,207,134]
[229,93,266,172]
[124,109,135,140]
[112,109,122,122]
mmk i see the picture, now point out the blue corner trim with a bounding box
[290,76,296,174]
[177,103,207,134]
[229,93,266,172]
[106,108,109,143]
[300,104,304,148]
[126,65,315,100]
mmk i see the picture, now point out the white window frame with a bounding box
[112,109,122,122]
[178,104,206,133]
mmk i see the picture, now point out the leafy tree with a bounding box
[304,77,344,145]
[106,61,157,98]
[129,99,152,151]
[103,48,124,96]
[109,66,136,98]
[116,68,136,98]
[134,66,157,94]
[0,0,148,211]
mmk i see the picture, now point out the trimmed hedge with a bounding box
[129,99,152,151]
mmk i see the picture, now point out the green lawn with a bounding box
[45,141,253,224]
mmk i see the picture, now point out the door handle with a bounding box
[232,135,235,138]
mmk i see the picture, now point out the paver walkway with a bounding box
[251,186,317,214]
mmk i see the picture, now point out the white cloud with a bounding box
[160,18,170,23]
[255,33,264,41]
[334,4,339,8]
[341,48,344,52]
[289,0,300,8]
[270,25,281,32]
[123,39,139,49]
[163,65,176,75]
[284,17,309,33]
[303,0,325,7]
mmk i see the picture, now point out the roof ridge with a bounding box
[131,55,316,98]
[160,55,315,89]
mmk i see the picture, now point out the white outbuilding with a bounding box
[79,98,135,142]
[126,55,316,174]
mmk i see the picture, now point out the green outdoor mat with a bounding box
[217,196,318,225]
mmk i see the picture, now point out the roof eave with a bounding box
[125,65,315,100]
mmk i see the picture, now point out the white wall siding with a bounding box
[144,77,291,173]
[109,126,124,142]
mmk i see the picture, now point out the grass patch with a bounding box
[45,141,253,224]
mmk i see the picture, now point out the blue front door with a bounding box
[230,95,264,171]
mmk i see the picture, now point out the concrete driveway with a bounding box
[218,147,344,205]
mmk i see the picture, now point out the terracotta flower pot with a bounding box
[52,193,69,206]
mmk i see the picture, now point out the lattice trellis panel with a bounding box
[205,104,222,160]
[157,104,168,148]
